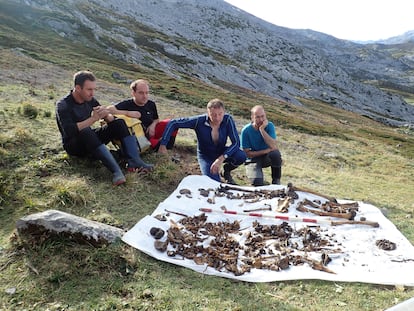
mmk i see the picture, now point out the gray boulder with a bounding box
[16,210,125,246]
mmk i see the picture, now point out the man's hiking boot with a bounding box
[221,163,237,185]
[92,144,126,186]
[112,171,127,186]
[271,167,282,185]
[220,170,236,185]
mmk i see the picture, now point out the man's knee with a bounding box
[77,128,101,151]
[269,150,282,167]
[109,118,130,137]
[230,149,247,166]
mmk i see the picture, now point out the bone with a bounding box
[297,203,356,220]
[322,201,359,212]
[276,197,291,213]
[219,184,285,199]
[288,182,337,203]
[302,198,321,208]
[331,220,380,228]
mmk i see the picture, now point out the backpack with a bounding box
[115,115,151,153]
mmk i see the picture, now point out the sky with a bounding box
[224,0,414,41]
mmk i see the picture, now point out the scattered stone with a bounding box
[142,289,154,299]
[5,287,16,295]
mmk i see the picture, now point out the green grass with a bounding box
[0,17,414,311]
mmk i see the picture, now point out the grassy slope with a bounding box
[0,6,414,311]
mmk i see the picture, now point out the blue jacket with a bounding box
[160,114,241,160]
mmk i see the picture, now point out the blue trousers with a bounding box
[198,148,246,182]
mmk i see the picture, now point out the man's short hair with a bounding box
[207,98,225,110]
[73,71,96,87]
[130,79,149,92]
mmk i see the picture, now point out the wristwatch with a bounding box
[223,154,228,159]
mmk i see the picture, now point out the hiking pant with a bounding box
[198,148,246,182]
[63,118,129,156]
[245,150,282,185]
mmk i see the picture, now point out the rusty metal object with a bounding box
[243,206,272,212]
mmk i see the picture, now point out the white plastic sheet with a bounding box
[122,175,414,285]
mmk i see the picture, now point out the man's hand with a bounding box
[210,156,224,175]
[147,123,157,138]
[93,106,110,119]
[259,119,268,131]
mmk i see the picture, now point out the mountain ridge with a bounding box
[2,0,414,126]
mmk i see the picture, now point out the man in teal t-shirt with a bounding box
[241,105,282,186]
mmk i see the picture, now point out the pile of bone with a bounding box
[150,213,342,276]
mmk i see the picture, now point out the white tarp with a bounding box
[122,175,414,286]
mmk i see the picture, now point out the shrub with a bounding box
[21,103,39,119]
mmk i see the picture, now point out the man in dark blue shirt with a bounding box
[56,71,153,185]
[158,98,246,184]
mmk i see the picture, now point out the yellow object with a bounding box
[114,115,151,153]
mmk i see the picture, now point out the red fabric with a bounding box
[150,119,178,148]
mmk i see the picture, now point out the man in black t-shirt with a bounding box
[108,79,177,150]
[56,71,153,185]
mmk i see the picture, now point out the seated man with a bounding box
[241,105,282,186]
[158,98,246,184]
[107,79,177,151]
[56,71,153,186]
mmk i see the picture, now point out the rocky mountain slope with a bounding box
[3,0,414,126]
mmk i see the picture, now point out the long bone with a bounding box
[288,182,337,203]
[303,199,359,215]
[297,202,356,220]
[218,184,285,199]
[322,201,359,212]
